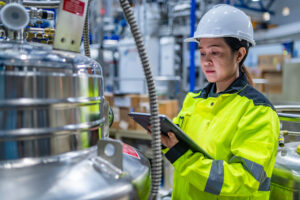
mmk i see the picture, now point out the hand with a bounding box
[147,126,178,149]
[161,132,178,149]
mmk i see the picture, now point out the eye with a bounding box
[200,52,206,56]
[212,51,219,55]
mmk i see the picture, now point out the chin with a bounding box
[205,73,219,82]
[206,76,218,83]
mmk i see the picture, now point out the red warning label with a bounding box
[63,0,85,16]
[123,143,140,159]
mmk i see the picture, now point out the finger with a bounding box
[161,133,170,142]
[161,135,167,146]
[161,134,168,142]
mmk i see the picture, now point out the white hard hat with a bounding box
[185,4,255,46]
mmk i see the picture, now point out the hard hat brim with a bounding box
[184,37,199,43]
[184,36,255,46]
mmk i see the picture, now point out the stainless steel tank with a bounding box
[0,41,151,200]
[270,106,300,200]
[270,142,300,200]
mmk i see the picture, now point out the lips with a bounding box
[205,70,215,74]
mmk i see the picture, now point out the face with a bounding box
[199,38,240,84]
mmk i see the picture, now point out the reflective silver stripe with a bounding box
[229,156,270,191]
[259,177,271,191]
[204,160,224,195]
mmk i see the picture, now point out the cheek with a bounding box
[216,57,235,74]
[213,59,226,74]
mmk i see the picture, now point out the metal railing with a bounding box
[275,105,300,123]
[276,105,300,146]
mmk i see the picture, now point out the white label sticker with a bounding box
[114,96,131,107]
[112,107,120,122]
[119,120,129,130]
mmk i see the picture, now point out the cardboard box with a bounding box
[248,68,262,79]
[112,94,148,130]
[111,121,120,129]
[262,71,282,94]
[133,99,179,131]
[111,95,179,130]
[158,99,179,120]
[104,93,114,107]
[113,94,141,108]
[138,95,150,113]
[258,54,289,71]
[111,107,144,130]
[120,107,136,130]
[110,107,133,130]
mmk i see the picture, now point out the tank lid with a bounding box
[0,41,101,75]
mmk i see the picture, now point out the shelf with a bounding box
[109,128,151,140]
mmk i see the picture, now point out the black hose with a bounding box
[83,0,91,58]
[118,0,162,199]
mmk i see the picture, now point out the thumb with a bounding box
[168,132,175,138]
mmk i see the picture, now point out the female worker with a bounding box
[161,4,280,200]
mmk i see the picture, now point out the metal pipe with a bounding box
[277,113,300,122]
[275,105,300,111]
[189,0,196,92]
[275,105,300,122]
[281,130,300,137]
[279,130,300,147]
[8,0,22,3]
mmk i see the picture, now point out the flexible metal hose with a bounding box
[23,1,60,8]
[118,0,162,199]
[83,0,91,57]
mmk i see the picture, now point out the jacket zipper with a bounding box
[179,116,184,128]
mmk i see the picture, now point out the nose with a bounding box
[201,54,213,66]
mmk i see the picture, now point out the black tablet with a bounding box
[128,112,213,159]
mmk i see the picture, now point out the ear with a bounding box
[236,47,247,64]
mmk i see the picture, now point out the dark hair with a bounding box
[224,37,253,86]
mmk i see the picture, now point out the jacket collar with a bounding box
[194,72,249,99]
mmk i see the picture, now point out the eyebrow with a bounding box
[199,44,222,49]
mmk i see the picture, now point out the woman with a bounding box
[161,4,279,200]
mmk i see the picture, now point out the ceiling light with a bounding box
[282,7,290,16]
[252,0,260,2]
[263,12,270,21]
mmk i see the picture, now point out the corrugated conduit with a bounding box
[83,0,91,57]
[118,0,162,199]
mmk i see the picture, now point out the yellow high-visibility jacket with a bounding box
[164,72,280,200]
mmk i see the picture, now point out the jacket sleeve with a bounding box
[165,105,280,196]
